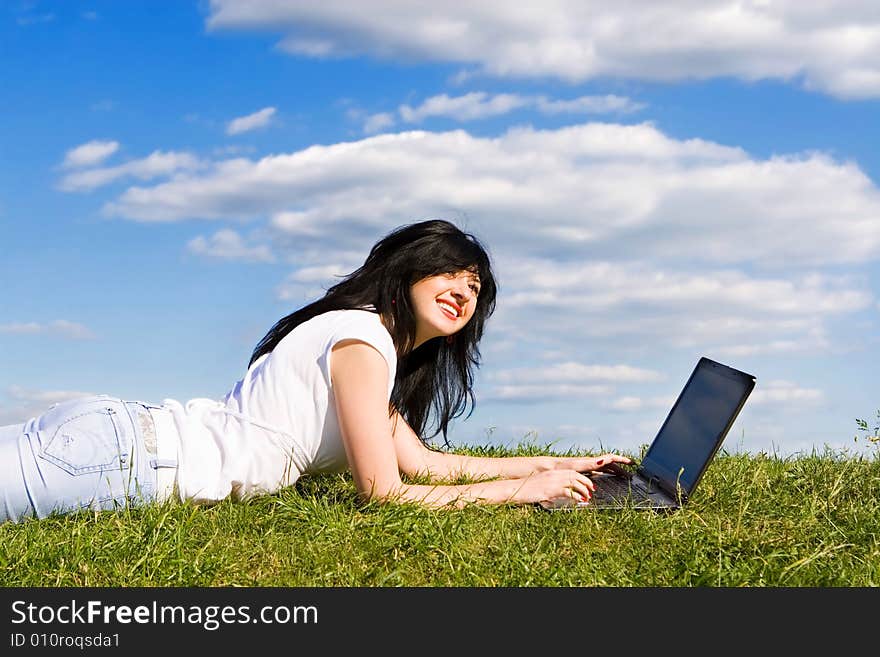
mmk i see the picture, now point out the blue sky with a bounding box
[2,1,879,458]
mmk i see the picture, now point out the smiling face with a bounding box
[409,270,481,349]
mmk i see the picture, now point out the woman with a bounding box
[0,219,630,523]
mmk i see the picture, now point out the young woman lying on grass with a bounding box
[0,219,630,523]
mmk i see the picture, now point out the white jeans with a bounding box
[0,395,179,523]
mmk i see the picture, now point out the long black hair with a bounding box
[249,219,498,444]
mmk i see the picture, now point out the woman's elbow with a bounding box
[354,477,407,505]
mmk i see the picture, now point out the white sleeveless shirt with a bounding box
[162,309,397,504]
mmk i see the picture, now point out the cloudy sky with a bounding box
[2,1,879,458]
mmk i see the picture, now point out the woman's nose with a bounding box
[452,282,472,301]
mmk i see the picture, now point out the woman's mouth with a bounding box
[437,299,461,320]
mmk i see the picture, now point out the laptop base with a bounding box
[538,472,682,511]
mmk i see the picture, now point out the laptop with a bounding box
[540,357,756,511]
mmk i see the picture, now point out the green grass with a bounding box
[2,443,879,587]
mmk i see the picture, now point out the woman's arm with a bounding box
[390,409,630,481]
[330,340,599,509]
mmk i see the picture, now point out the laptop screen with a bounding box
[640,358,755,498]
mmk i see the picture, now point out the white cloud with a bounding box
[212,144,257,157]
[489,362,665,384]
[90,121,878,360]
[46,320,97,340]
[0,322,41,335]
[0,386,96,426]
[206,1,880,99]
[490,257,871,357]
[481,361,664,403]
[400,92,530,123]
[363,112,396,134]
[62,140,119,168]
[284,264,352,283]
[480,383,613,403]
[226,107,277,135]
[58,150,203,192]
[605,395,677,412]
[363,90,639,134]
[607,396,645,411]
[0,320,95,340]
[187,229,276,263]
[399,92,643,123]
[5,385,93,404]
[275,259,362,302]
[535,95,645,115]
[99,122,880,268]
[470,423,599,450]
[748,380,824,406]
[500,263,870,317]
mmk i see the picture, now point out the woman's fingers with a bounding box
[599,452,632,464]
[585,453,633,471]
[533,469,597,503]
[567,487,586,501]
[567,486,590,502]
[573,470,595,493]
[584,474,596,492]
[568,471,594,499]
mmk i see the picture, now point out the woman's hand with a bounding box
[505,454,633,506]
[552,453,633,474]
[510,469,596,505]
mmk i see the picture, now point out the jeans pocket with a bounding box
[37,405,125,476]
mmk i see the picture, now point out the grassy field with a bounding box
[1,442,878,587]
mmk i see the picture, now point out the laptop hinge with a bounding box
[638,468,686,503]
[655,477,687,504]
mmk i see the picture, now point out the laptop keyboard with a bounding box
[591,474,651,504]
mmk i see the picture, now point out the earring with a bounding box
[446,335,454,345]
